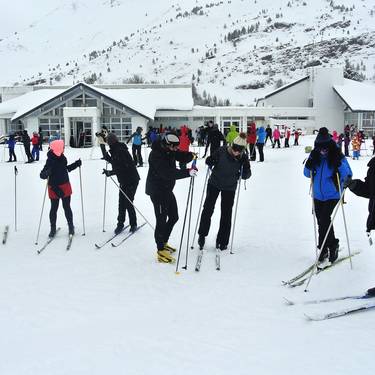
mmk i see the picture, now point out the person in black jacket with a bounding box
[21,130,34,163]
[40,140,81,237]
[102,133,140,234]
[203,121,225,157]
[146,132,196,263]
[198,133,251,250]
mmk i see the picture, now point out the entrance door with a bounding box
[70,119,92,148]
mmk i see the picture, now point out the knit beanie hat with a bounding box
[314,127,331,147]
[50,140,64,157]
[233,132,247,148]
[106,133,118,146]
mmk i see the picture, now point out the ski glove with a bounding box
[102,169,114,177]
[75,159,82,168]
[40,168,52,180]
[344,177,358,191]
[189,168,198,177]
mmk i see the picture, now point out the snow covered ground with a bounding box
[0,136,375,374]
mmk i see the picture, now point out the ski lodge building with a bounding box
[0,67,374,147]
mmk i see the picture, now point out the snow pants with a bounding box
[314,199,339,256]
[50,196,73,227]
[198,183,235,246]
[118,182,138,227]
[150,191,179,250]
[249,143,256,161]
[132,144,143,166]
[257,143,264,162]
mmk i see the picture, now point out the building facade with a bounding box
[1,67,375,146]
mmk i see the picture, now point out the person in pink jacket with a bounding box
[272,128,281,148]
[332,130,339,143]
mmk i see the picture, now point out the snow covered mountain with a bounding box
[1,0,375,105]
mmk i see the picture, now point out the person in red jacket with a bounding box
[179,125,191,169]
[31,131,40,161]
[284,128,291,148]
[246,122,257,161]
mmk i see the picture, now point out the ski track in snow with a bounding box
[1,136,375,374]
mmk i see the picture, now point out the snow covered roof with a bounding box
[0,83,193,121]
[94,85,194,120]
[333,79,375,112]
[0,89,65,121]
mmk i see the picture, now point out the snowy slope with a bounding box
[1,137,375,374]
[1,0,375,104]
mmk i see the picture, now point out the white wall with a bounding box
[312,67,346,133]
[264,79,310,107]
[132,116,148,133]
[25,117,39,135]
[0,119,6,135]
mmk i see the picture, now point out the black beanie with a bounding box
[314,127,331,147]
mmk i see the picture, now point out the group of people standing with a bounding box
[1,129,43,163]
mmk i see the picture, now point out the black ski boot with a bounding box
[318,247,329,262]
[129,224,138,233]
[114,223,124,235]
[68,223,75,236]
[219,244,228,251]
[198,235,205,249]
[367,287,375,296]
[49,225,56,238]
[329,239,339,263]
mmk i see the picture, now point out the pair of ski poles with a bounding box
[306,172,353,291]
[35,163,86,245]
[175,163,243,273]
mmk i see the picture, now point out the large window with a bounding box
[362,112,375,136]
[101,117,132,142]
[220,116,242,136]
[39,118,64,142]
[344,112,359,129]
[72,94,97,107]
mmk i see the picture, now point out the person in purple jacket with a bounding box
[304,127,352,264]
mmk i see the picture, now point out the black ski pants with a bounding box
[24,143,33,162]
[257,143,264,162]
[249,143,256,161]
[132,144,143,166]
[198,183,235,246]
[118,182,138,227]
[150,191,179,250]
[273,139,281,148]
[49,196,73,227]
[265,135,272,145]
[314,199,339,254]
[8,147,16,161]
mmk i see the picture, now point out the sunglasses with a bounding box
[232,144,244,153]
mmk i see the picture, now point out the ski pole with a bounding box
[35,180,48,245]
[79,164,86,235]
[14,166,18,231]
[102,162,108,232]
[337,173,353,269]
[304,187,346,292]
[310,172,319,258]
[229,167,243,254]
[109,176,155,231]
[183,160,197,270]
[190,167,210,249]
[175,176,193,273]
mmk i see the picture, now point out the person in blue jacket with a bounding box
[304,127,352,263]
[256,126,266,162]
[6,134,17,162]
[127,127,146,167]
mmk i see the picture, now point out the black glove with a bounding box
[305,149,320,170]
[344,177,359,191]
[242,169,252,180]
[40,168,51,180]
[52,185,64,198]
[102,169,114,177]
[75,159,82,168]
